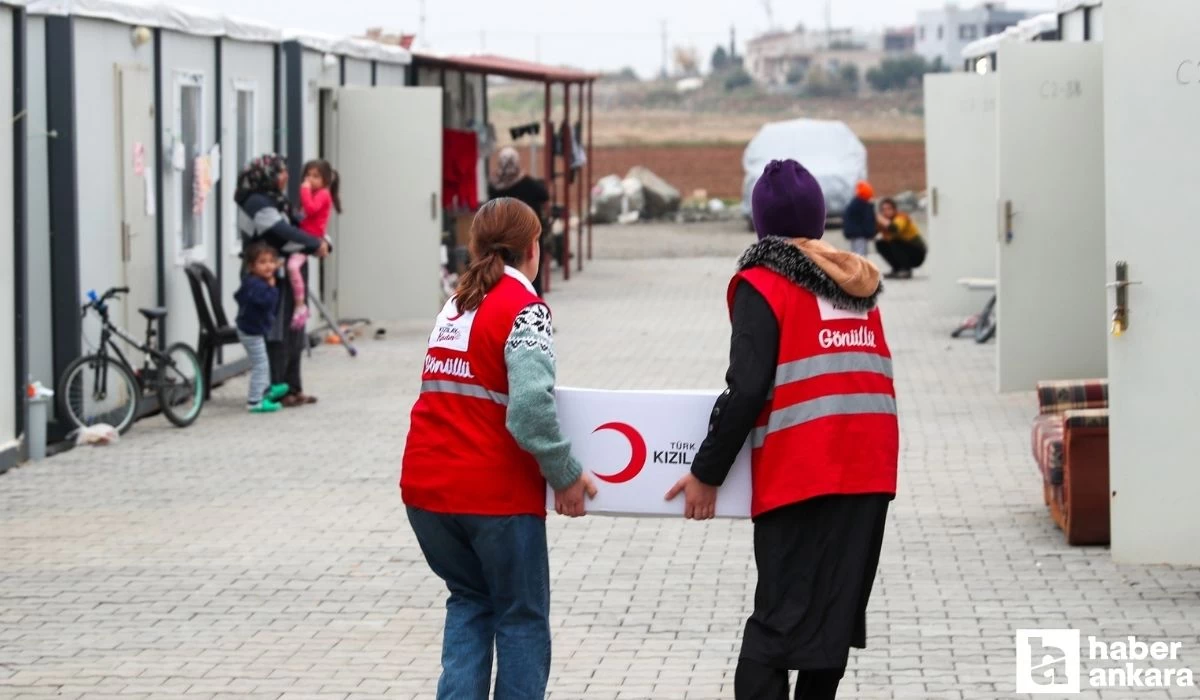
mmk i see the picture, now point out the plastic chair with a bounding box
[184,263,240,399]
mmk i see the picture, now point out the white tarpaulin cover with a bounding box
[546,387,752,518]
[742,119,867,222]
[283,28,411,64]
[29,0,222,34]
[25,0,407,54]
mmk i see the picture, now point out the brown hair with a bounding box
[243,240,276,265]
[303,159,342,213]
[454,198,541,312]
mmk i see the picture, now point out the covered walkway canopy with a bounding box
[411,52,597,288]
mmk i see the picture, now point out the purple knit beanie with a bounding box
[751,159,826,240]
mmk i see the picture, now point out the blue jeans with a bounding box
[236,331,270,404]
[406,507,551,700]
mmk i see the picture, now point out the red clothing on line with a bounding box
[299,185,332,238]
[442,129,479,210]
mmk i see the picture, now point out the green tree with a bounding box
[866,56,930,91]
[724,67,753,91]
[840,64,860,92]
[711,45,730,73]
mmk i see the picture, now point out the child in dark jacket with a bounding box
[843,180,877,257]
[235,242,288,413]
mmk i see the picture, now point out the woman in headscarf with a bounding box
[488,147,550,296]
[234,154,329,406]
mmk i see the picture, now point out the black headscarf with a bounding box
[234,153,291,217]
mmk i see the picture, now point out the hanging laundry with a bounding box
[193,155,212,215]
[509,122,540,141]
[571,121,587,170]
[442,129,479,211]
[133,142,146,178]
[467,120,497,158]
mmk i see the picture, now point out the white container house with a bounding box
[1,0,25,470]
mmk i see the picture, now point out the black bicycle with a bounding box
[57,286,205,434]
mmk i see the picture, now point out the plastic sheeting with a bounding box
[741,119,867,221]
[284,29,411,65]
[25,0,408,56]
[963,11,1058,60]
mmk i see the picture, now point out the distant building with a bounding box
[884,27,916,53]
[746,25,914,88]
[746,30,817,86]
[915,2,1032,70]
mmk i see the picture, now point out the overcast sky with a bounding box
[187,0,1061,77]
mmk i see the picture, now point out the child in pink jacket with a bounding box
[289,159,341,328]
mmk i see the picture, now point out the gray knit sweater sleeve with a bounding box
[504,303,583,491]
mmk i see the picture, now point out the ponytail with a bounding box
[452,197,542,312]
[454,251,506,313]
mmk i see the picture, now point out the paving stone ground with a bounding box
[2,220,1199,700]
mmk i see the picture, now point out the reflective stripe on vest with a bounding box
[420,379,509,406]
[752,393,898,448]
[775,351,893,386]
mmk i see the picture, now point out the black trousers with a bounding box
[735,660,844,700]
[875,239,927,272]
[267,267,304,395]
[267,329,303,395]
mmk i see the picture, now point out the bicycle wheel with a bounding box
[58,354,141,435]
[157,342,204,428]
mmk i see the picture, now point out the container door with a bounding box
[333,87,442,324]
[995,43,1107,393]
[924,72,998,318]
[117,65,159,335]
[1104,0,1200,565]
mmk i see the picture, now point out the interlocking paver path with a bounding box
[2,221,1198,700]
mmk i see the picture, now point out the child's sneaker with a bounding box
[248,399,282,413]
[266,383,290,402]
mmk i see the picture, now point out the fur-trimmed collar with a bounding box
[737,236,882,313]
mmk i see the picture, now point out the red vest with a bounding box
[401,269,547,517]
[731,266,899,518]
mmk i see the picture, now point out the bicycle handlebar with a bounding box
[82,286,130,314]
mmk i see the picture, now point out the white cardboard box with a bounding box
[546,387,752,518]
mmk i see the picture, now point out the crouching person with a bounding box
[667,160,899,700]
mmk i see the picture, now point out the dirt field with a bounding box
[489,79,927,203]
[512,141,926,201]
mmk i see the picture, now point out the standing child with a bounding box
[287,159,342,329]
[843,180,877,258]
[236,242,289,413]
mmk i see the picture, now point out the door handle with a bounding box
[931,187,939,217]
[431,193,438,221]
[1106,261,1142,336]
[122,222,131,261]
[1003,200,1014,244]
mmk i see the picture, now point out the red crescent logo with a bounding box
[591,421,648,484]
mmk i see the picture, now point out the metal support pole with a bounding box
[587,80,594,261]
[562,81,571,282]
[576,81,584,273]
[543,81,553,293]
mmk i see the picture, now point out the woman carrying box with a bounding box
[400,197,597,699]
[666,160,899,700]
